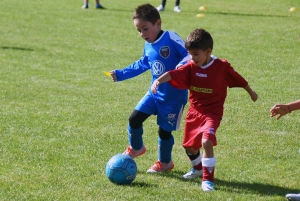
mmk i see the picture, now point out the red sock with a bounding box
[203,166,215,182]
[194,162,202,171]
[202,158,216,182]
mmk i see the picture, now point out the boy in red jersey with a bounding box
[151,28,258,191]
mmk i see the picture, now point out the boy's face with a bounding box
[188,49,212,67]
[133,19,161,43]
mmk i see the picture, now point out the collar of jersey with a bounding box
[200,55,217,69]
[149,31,166,44]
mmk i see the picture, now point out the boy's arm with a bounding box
[270,99,300,120]
[243,85,258,102]
[111,56,150,82]
[225,62,258,102]
[151,72,172,94]
[288,100,300,111]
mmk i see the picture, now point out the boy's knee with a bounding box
[158,127,172,140]
[128,110,150,129]
[202,139,213,148]
[184,147,198,155]
[128,112,144,128]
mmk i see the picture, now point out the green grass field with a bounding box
[1,0,300,200]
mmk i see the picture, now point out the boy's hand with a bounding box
[270,104,289,120]
[243,85,258,102]
[110,71,117,82]
[151,80,160,94]
[250,91,258,102]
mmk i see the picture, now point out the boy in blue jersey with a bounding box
[109,3,189,173]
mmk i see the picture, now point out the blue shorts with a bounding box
[135,92,186,132]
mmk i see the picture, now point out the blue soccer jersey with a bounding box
[114,31,189,104]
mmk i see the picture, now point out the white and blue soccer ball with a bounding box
[106,154,137,184]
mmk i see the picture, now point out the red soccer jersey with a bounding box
[168,56,248,117]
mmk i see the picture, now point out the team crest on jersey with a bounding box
[152,60,165,76]
[159,46,170,58]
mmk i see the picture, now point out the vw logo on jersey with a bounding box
[152,60,165,76]
[159,46,170,58]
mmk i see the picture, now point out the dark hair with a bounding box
[185,28,213,51]
[132,3,161,25]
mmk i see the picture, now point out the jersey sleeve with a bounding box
[225,62,248,88]
[114,54,150,82]
[169,32,190,66]
[168,63,190,89]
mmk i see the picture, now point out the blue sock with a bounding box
[127,124,143,150]
[84,3,88,7]
[158,136,174,163]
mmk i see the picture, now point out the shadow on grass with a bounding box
[214,179,299,196]
[1,46,34,51]
[93,8,133,13]
[145,170,299,196]
[97,8,291,18]
[111,181,156,188]
[203,11,289,18]
[129,181,157,188]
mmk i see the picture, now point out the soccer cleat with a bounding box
[202,181,215,192]
[146,160,174,173]
[123,145,146,159]
[156,5,164,11]
[96,5,105,9]
[286,193,300,201]
[174,6,181,12]
[182,168,203,179]
[82,4,88,9]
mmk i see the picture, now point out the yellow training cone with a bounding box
[196,14,205,18]
[199,6,207,11]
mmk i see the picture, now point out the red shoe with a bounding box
[123,145,146,159]
[146,160,174,173]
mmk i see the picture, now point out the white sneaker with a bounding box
[202,181,215,192]
[157,5,164,11]
[174,6,181,12]
[286,193,300,201]
[182,169,203,179]
[82,4,88,9]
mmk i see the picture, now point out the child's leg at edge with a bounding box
[161,0,167,7]
[95,0,101,7]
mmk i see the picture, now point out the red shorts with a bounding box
[182,107,221,150]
